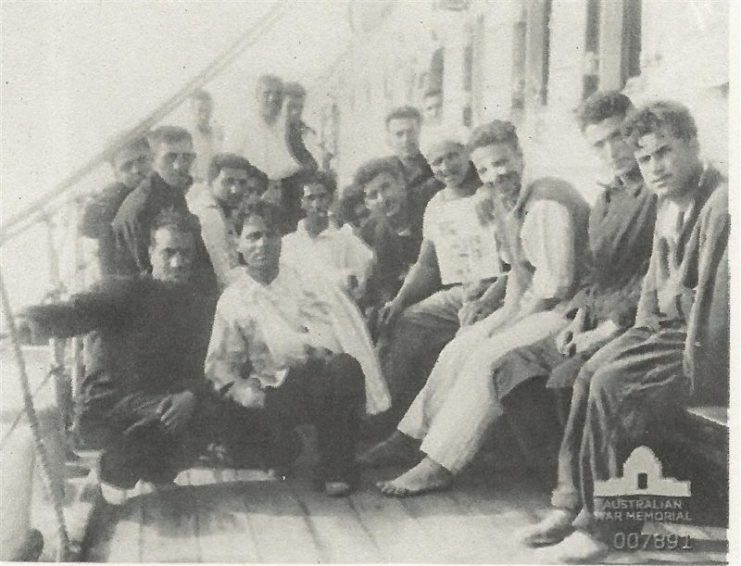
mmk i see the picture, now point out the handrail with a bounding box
[0,1,287,246]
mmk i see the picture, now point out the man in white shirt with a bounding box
[189,90,224,183]
[188,153,268,290]
[282,171,373,300]
[205,202,390,496]
[367,135,501,428]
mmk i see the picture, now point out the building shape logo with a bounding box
[594,446,691,497]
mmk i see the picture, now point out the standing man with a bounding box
[80,137,152,276]
[384,106,441,239]
[189,153,268,290]
[23,211,220,505]
[188,90,224,184]
[281,171,373,300]
[522,100,728,563]
[112,126,216,292]
[205,202,390,496]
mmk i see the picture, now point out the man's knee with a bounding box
[587,366,623,407]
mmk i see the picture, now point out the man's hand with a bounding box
[556,309,587,356]
[377,299,404,333]
[157,391,196,435]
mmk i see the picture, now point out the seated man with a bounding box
[204,202,390,496]
[485,91,657,477]
[371,134,502,421]
[79,136,152,276]
[281,171,374,301]
[356,157,425,312]
[23,211,220,505]
[521,101,728,563]
[366,121,591,496]
[188,153,268,290]
[112,126,216,292]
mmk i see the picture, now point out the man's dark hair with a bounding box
[256,74,283,92]
[190,89,213,104]
[467,120,521,154]
[303,170,338,195]
[385,105,422,128]
[237,201,282,235]
[621,100,698,147]
[284,81,306,98]
[148,126,192,149]
[577,91,633,132]
[110,136,150,166]
[336,185,367,226]
[206,153,268,190]
[149,209,200,246]
[353,157,405,189]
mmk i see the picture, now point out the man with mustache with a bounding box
[368,121,591,496]
[521,100,728,563]
[23,211,221,505]
[205,202,390,496]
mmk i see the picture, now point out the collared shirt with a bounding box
[281,219,374,297]
[422,188,503,285]
[190,123,224,182]
[205,264,390,413]
[188,187,242,290]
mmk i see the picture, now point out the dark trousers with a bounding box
[549,327,689,534]
[264,353,365,482]
[79,390,220,489]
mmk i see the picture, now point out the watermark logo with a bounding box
[594,446,692,524]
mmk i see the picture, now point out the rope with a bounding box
[0,269,71,561]
[0,1,287,245]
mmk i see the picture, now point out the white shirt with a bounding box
[190,123,224,182]
[188,188,241,290]
[518,199,575,309]
[205,264,390,414]
[422,189,503,285]
[282,220,374,298]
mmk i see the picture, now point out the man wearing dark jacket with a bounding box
[25,211,220,504]
[112,126,216,292]
[79,137,152,275]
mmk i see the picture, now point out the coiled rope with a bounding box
[0,268,71,561]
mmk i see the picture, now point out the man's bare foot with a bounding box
[376,457,453,496]
[357,431,420,467]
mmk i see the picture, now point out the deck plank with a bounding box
[286,476,381,563]
[139,472,200,563]
[237,478,321,563]
[188,468,264,563]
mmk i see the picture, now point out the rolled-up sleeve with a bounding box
[520,200,575,301]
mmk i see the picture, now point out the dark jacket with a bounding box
[111,172,216,291]
[23,276,217,418]
[80,182,134,275]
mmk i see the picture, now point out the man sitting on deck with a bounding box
[520,100,729,563]
[23,211,221,505]
[483,91,657,479]
[112,126,216,292]
[281,171,374,301]
[79,136,152,276]
[205,202,390,497]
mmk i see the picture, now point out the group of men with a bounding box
[24,79,728,563]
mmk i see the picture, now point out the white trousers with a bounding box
[397,310,568,473]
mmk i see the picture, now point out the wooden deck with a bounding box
[82,460,728,564]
